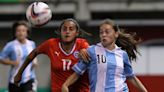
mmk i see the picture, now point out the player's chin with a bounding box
[101,41,109,47]
[17,36,26,40]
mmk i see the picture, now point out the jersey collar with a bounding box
[97,42,121,52]
[15,39,29,45]
[59,42,76,56]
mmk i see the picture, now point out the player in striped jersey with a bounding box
[0,21,37,92]
[62,19,148,92]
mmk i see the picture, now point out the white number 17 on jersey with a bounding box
[62,59,72,71]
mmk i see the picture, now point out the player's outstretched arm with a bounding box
[0,59,19,66]
[62,73,80,92]
[127,76,148,92]
[14,48,39,85]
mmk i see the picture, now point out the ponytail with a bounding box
[101,19,140,61]
[116,30,140,61]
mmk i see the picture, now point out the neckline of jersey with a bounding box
[58,42,76,56]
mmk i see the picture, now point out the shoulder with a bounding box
[120,50,130,62]
[5,40,15,48]
[115,48,127,56]
[44,38,59,44]
[27,40,37,48]
[76,38,88,43]
[2,40,16,51]
[120,49,128,57]
[87,42,104,50]
[47,38,59,42]
[27,39,36,45]
[87,45,96,54]
[39,38,59,47]
[75,38,89,49]
[76,38,86,41]
[88,43,104,51]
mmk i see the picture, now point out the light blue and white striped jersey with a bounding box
[0,39,37,84]
[73,43,134,92]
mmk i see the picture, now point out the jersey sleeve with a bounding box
[123,52,134,77]
[0,43,12,60]
[72,60,88,75]
[81,39,89,49]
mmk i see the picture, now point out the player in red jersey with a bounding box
[14,19,90,92]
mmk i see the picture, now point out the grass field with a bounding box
[0,88,50,92]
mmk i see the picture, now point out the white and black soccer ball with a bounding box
[26,2,52,27]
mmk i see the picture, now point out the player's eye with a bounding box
[99,30,103,34]
[62,27,67,32]
[69,27,76,31]
[105,29,113,34]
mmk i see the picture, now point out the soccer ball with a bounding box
[26,2,52,27]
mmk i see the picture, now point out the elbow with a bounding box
[0,62,6,65]
[0,60,7,65]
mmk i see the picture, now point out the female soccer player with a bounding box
[0,21,37,92]
[62,19,148,92]
[14,19,90,92]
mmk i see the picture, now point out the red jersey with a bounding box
[37,38,90,92]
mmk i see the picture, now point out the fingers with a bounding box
[14,61,19,67]
[79,49,91,63]
[15,61,20,70]
[79,53,88,63]
[82,52,90,62]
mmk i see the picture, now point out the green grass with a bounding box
[0,88,50,92]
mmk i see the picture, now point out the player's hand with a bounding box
[14,73,22,86]
[12,61,20,70]
[62,84,69,92]
[79,49,91,63]
[14,61,19,67]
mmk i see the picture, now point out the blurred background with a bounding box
[0,0,164,92]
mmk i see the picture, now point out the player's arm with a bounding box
[31,42,38,68]
[14,40,49,85]
[0,59,19,66]
[14,48,39,85]
[127,76,147,92]
[123,52,147,92]
[0,43,19,66]
[62,73,80,92]
[18,49,38,73]
[62,58,89,92]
